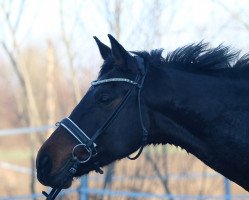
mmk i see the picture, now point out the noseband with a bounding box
[42,56,148,200]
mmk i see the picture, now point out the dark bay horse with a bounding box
[36,34,249,194]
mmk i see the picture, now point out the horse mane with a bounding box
[135,42,249,79]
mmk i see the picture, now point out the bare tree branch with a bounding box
[14,0,26,32]
[1,42,25,88]
[213,0,249,32]
[146,151,174,200]
[59,0,81,103]
[1,2,44,198]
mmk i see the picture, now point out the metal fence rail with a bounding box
[0,125,55,136]
[1,188,249,200]
[0,126,248,200]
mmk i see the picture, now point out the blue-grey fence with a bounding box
[1,126,248,200]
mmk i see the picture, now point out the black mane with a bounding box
[135,42,249,79]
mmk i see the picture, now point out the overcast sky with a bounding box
[1,0,249,67]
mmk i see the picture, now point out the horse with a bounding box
[36,34,249,196]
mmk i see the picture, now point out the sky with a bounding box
[1,0,249,68]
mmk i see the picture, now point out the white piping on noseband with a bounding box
[60,117,97,147]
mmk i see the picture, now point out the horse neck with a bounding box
[144,67,218,151]
[143,66,249,190]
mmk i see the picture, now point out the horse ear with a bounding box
[93,36,111,60]
[107,34,133,66]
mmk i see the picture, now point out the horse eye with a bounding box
[98,94,111,103]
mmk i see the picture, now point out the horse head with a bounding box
[36,35,149,189]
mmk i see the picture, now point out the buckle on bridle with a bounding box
[72,144,92,163]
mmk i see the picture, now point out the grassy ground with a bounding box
[0,150,31,162]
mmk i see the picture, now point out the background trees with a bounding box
[0,0,249,198]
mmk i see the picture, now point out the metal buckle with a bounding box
[72,144,92,163]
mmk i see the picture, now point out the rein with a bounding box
[42,56,148,200]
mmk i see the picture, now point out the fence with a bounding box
[0,126,249,200]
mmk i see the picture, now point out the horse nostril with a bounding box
[37,153,52,174]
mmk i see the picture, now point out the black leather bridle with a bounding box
[42,56,148,200]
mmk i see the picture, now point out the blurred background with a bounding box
[0,0,249,199]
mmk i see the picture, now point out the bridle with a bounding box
[42,56,148,200]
